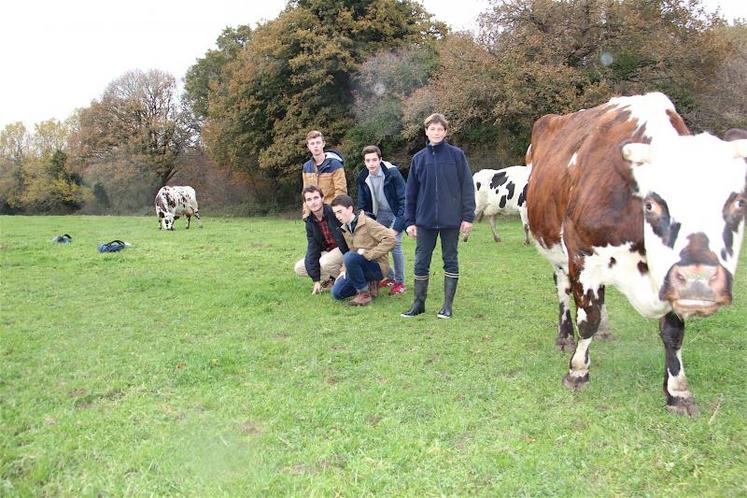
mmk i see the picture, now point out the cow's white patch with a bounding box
[611,92,681,141]
[578,243,670,318]
[666,350,691,399]
[570,337,593,371]
[576,308,587,324]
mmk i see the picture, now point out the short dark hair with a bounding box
[301,184,323,201]
[424,113,449,130]
[330,194,354,208]
[362,145,381,159]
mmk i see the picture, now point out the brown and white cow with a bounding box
[526,92,747,415]
[155,186,202,230]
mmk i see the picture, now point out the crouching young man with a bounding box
[330,195,395,306]
[294,185,349,294]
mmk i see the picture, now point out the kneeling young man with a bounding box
[294,185,349,294]
[330,195,396,306]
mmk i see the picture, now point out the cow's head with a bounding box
[160,214,175,230]
[623,133,747,318]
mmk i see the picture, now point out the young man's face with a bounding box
[363,152,381,174]
[304,191,324,214]
[307,137,325,157]
[425,122,446,145]
[332,205,355,224]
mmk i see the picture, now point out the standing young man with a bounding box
[401,113,475,319]
[294,185,349,294]
[301,130,347,215]
[330,195,395,307]
[356,145,407,295]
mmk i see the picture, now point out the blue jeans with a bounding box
[413,227,460,278]
[375,211,405,284]
[331,252,384,300]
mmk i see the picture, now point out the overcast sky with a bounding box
[1,0,743,131]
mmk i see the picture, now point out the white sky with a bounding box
[1,0,743,131]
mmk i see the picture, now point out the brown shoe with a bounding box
[369,281,380,298]
[348,291,372,306]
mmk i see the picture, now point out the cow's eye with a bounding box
[644,197,662,217]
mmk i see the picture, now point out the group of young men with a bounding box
[293,113,475,318]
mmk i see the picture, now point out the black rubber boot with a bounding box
[401,278,428,317]
[437,276,458,319]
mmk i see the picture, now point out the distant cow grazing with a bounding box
[155,186,202,230]
[526,92,747,415]
[465,166,530,244]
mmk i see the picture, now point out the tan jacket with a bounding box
[301,153,347,217]
[340,212,395,276]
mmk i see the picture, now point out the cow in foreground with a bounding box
[465,167,530,244]
[155,186,202,230]
[526,92,747,415]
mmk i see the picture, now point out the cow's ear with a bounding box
[622,143,651,164]
[728,139,747,159]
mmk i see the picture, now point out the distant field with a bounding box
[1,215,745,496]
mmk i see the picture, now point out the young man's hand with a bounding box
[460,221,473,238]
[406,225,417,237]
[312,281,322,294]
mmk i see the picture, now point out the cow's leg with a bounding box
[489,215,501,242]
[520,210,530,245]
[185,215,191,229]
[553,268,574,351]
[563,285,604,389]
[595,301,614,341]
[194,210,203,227]
[660,312,698,416]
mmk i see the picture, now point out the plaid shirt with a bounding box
[315,213,338,251]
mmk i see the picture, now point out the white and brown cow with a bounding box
[155,186,202,230]
[465,166,530,244]
[526,92,747,415]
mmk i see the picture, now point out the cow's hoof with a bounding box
[563,372,589,390]
[666,398,699,417]
[523,240,531,246]
[595,330,615,341]
[555,336,576,352]
[493,237,502,243]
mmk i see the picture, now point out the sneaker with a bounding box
[389,283,406,295]
[378,278,394,288]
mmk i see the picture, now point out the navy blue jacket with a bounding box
[404,140,476,229]
[355,161,407,233]
[304,204,349,282]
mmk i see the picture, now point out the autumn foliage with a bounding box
[1,0,744,214]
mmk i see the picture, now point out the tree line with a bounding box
[2,0,744,215]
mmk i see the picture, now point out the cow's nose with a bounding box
[665,263,732,317]
[670,264,718,290]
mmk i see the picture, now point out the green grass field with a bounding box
[1,215,745,496]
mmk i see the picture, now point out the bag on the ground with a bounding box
[97,240,131,253]
[51,234,72,243]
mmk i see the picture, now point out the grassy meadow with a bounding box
[1,214,746,496]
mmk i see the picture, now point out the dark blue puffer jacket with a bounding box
[404,140,475,229]
[355,161,407,233]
